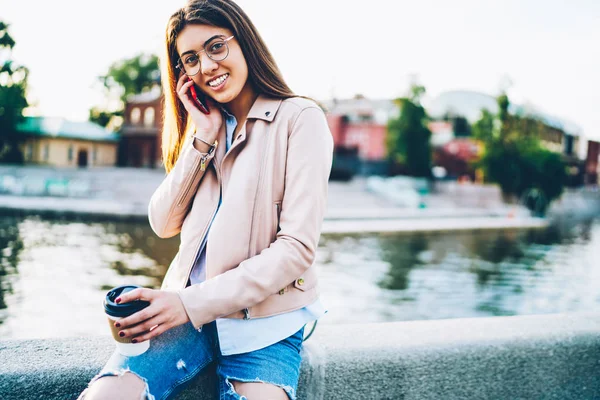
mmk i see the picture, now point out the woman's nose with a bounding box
[201,53,219,75]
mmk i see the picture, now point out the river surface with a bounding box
[0,214,599,339]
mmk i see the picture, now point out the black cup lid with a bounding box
[104,285,151,318]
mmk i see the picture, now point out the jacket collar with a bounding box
[247,94,283,122]
[215,94,283,165]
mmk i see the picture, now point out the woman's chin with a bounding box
[212,93,235,105]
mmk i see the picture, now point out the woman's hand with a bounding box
[113,288,190,343]
[176,72,223,143]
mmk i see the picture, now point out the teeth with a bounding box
[208,74,228,87]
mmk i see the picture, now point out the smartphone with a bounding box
[187,78,210,114]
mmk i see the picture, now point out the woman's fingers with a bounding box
[115,305,156,330]
[115,287,154,304]
[132,323,169,343]
[177,80,194,101]
[177,80,196,113]
[175,71,188,92]
[120,314,163,338]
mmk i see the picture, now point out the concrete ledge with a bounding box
[1,313,599,399]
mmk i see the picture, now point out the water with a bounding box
[1,214,599,340]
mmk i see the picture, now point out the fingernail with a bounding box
[132,339,138,344]
[115,297,121,304]
[119,332,125,337]
[114,322,121,328]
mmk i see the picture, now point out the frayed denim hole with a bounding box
[78,369,155,400]
[225,376,296,400]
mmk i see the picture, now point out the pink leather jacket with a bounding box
[148,95,334,330]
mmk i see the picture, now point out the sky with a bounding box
[2,0,600,140]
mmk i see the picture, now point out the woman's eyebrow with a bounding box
[180,34,226,57]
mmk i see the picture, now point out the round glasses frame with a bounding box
[176,35,235,77]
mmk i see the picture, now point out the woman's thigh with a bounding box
[82,321,218,400]
[216,326,304,400]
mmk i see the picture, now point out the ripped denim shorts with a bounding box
[81,320,304,400]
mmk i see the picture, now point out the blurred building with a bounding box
[119,89,163,168]
[427,90,586,186]
[427,90,583,157]
[585,140,599,185]
[324,95,397,177]
[429,120,482,181]
[16,117,119,167]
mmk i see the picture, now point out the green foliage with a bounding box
[386,84,432,178]
[0,21,28,164]
[475,94,566,212]
[89,107,118,128]
[91,53,160,127]
[471,109,495,143]
[100,54,161,102]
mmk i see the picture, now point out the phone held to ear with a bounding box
[187,78,210,114]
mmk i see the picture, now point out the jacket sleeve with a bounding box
[177,106,334,329]
[148,136,217,238]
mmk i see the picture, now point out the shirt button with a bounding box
[265,111,271,117]
[297,278,304,286]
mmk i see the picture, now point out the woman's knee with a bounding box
[230,380,289,400]
[79,372,148,400]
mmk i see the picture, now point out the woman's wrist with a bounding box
[191,131,218,154]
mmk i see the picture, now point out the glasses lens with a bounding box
[206,39,229,61]
[180,54,201,76]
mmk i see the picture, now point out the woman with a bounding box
[80,0,333,399]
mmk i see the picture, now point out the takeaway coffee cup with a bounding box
[104,285,151,356]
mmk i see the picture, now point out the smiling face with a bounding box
[176,24,250,105]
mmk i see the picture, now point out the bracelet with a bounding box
[192,134,218,153]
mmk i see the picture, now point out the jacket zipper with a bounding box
[247,127,272,258]
[229,123,252,320]
[276,202,281,233]
[176,157,202,207]
[185,121,254,318]
[183,155,221,286]
[242,125,271,320]
[177,140,217,207]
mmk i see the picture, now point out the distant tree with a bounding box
[475,93,566,214]
[88,107,116,128]
[0,21,29,164]
[90,53,160,128]
[471,109,495,143]
[386,84,432,177]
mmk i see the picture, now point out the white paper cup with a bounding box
[104,285,151,357]
[106,314,150,356]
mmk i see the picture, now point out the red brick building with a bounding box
[118,89,163,168]
[324,96,397,176]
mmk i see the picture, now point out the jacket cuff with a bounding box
[177,287,205,331]
[177,289,203,332]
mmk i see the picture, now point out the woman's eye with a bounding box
[185,55,199,65]
[209,42,225,53]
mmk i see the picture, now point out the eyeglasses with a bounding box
[176,35,235,77]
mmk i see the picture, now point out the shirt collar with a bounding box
[220,106,236,122]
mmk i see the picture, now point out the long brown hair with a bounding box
[161,0,297,172]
